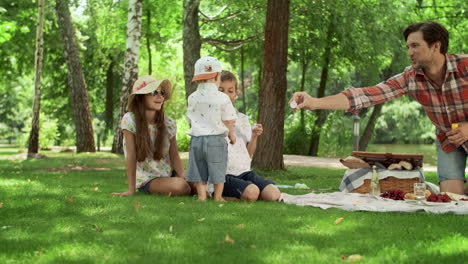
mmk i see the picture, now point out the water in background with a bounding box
[367,144,437,166]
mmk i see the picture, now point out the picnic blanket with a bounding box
[339,168,424,192]
[280,192,468,215]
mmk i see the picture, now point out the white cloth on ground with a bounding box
[280,192,468,215]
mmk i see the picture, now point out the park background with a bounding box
[1,1,468,263]
[1,0,467,167]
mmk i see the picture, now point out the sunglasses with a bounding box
[149,89,166,97]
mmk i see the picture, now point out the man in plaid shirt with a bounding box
[290,21,468,195]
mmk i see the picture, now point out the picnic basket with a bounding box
[348,151,424,194]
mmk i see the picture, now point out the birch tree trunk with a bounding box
[55,0,96,153]
[27,0,45,157]
[112,0,143,154]
[182,0,201,99]
[252,0,290,170]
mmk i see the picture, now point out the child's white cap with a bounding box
[192,56,222,81]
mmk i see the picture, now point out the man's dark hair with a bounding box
[221,71,238,90]
[403,21,449,54]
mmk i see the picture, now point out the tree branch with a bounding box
[201,34,261,46]
[199,5,228,20]
[417,5,459,9]
[200,10,242,23]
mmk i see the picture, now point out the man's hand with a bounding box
[112,190,135,197]
[446,122,468,146]
[289,92,316,110]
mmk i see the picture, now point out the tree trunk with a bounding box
[27,0,45,157]
[55,0,96,153]
[146,8,152,75]
[359,104,383,151]
[252,0,290,170]
[299,58,308,131]
[240,46,246,113]
[105,56,115,133]
[358,66,396,151]
[112,0,143,154]
[308,15,334,156]
[182,0,201,99]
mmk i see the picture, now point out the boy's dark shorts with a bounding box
[222,171,275,198]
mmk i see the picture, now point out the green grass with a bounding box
[0,146,467,264]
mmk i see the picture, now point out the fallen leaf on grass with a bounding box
[178,202,185,205]
[218,204,224,208]
[66,197,74,203]
[92,224,103,233]
[135,202,141,210]
[334,217,344,225]
[0,202,3,208]
[250,245,256,248]
[197,218,205,222]
[169,226,173,232]
[348,254,363,262]
[34,250,44,256]
[224,235,235,244]
[341,255,347,260]
[93,187,99,191]
[236,224,245,229]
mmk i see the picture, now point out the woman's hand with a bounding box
[112,190,135,197]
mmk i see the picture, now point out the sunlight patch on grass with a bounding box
[423,233,468,256]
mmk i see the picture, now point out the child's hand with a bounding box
[112,190,135,197]
[228,134,236,145]
[252,123,263,137]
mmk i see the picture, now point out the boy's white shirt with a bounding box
[226,111,252,175]
[187,83,237,136]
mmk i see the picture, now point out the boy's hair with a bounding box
[403,21,449,54]
[221,71,238,91]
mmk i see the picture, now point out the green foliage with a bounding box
[175,117,190,152]
[374,97,436,144]
[1,0,468,157]
[16,113,60,150]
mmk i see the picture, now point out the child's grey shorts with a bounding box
[186,135,228,184]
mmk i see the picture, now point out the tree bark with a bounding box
[359,104,383,151]
[240,46,246,113]
[299,58,308,131]
[105,56,115,133]
[55,0,96,153]
[182,0,201,99]
[27,0,45,157]
[146,8,152,75]
[308,15,334,156]
[358,66,396,150]
[252,0,290,170]
[112,0,143,154]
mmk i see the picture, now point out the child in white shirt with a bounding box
[186,56,237,201]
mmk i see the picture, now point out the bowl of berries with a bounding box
[380,190,406,200]
[425,193,452,205]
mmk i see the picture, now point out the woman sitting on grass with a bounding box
[112,75,191,197]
